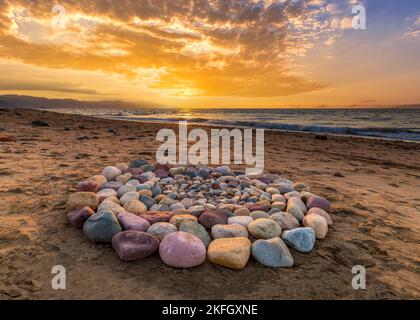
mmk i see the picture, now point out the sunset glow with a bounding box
[0,0,419,108]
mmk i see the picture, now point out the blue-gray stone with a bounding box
[136,183,151,191]
[196,168,210,178]
[150,204,170,212]
[281,227,315,253]
[83,212,122,243]
[252,237,294,267]
[151,186,162,197]
[130,159,149,168]
[247,196,259,203]
[166,192,178,200]
[140,194,156,209]
[140,164,155,172]
[268,208,282,215]
[179,220,211,247]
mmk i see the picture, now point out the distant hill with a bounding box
[0,95,154,110]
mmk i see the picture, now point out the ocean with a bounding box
[48,108,420,142]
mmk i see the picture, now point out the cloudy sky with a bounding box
[0,0,419,108]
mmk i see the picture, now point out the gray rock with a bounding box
[282,227,316,253]
[270,212,300,231]
[252,237,294,267]
[83,212,122,243]
[227,216,254,228]
[179,220,211,247]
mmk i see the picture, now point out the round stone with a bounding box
[169,214,198,228]
[306,208,333,225]
[284,191,302,200]
[248,218,282,239]
[271,202,287,210]
[100,181,123,191]
[101,166,122,181]
[117,184,137,198]
[112,231,159,261]
[282,227,316,253]
[188,205,206,217]
[306,195,331,212]
[159,232,206,268]
[130,159,149,168]
[97,188,118,202]
[103,196,120,204]
[250,210,270,219]
[249,203,270,212]
[288,197,307,214]
[140,194,156,209]
[233,207,251,216]
[286,199,305,221]
[115,163,129,173]
[117,211,150,232]
[252,237,294,268]
[83,212,122,243]
[68,206,95,228]
[198,210,228,229]
[227,216,254,228]
[116,173,133,184]
[124,199,147,215]
[293,182,310,192]
[140,211,173,224]
[180,198,194,209]
[120,191,140,206]
[87,175,107,187]
[269,212,299,231]
[272,194,286,203]
[301,191,315,202]
[303,214,328,239]
[147,222,177,241]
[76,180,99,193]
[154,169,169,178]
[179,220,211,247]
[97,201,124,215]
[211,224,248,239]
[207,237,251,270]
[67,192,99,211]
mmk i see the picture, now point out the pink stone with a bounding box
[154,169,169,178]
[155,163,170,171]
[159,232,206,268]
[68,206,95,228]
[112,231,159,262]
[198,210,227,229]
[306,208,333,225]
[117,211,150,231]
[76,181,99,193]
[129,167,143,176]
[99,181,123,191]
[249,204,269,212]
[256,176,272,184]
[140,211,174,224]
[306,195,331,212]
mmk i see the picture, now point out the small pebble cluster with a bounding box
[67,160,333,269]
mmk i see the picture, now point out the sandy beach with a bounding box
[0,107,419,300]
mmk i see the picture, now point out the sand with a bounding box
[0,108,419,300]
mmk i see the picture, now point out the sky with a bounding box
[0,0,419,108]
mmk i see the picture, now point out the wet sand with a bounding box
[0,108,419,299]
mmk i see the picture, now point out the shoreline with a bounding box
[35,108,420,144]
[0,107,419,299]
